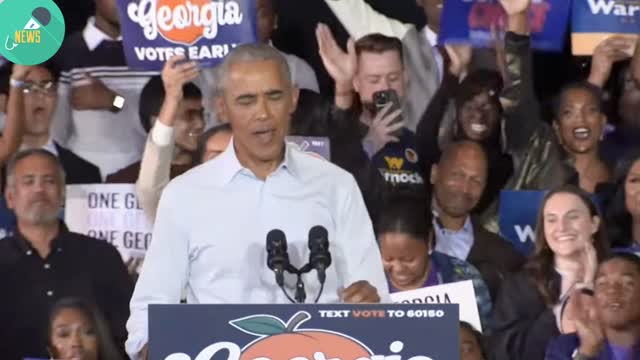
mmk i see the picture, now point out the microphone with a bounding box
[266,229,289,287]
[308,225,331,284]
[24,7,51,30]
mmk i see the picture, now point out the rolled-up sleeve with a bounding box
[335,174,390,303]
[125,182,189,359]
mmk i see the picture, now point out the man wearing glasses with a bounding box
[7,63,101,184]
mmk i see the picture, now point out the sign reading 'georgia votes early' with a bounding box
[149,304,460,360]
[439,0,571,52]
[115,0,258,70]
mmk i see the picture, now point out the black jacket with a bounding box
[490,271,559,360]
[55,142,102,184]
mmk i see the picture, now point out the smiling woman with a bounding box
[491,185,610,360]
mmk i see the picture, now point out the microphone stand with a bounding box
[282,264,323,304]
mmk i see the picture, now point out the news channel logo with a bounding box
[0,0,65,65]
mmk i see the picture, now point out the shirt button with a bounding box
[26,250,32,256]
[44,263,51,269]
[46,290,54,297]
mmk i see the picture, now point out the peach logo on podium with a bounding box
[127,0,244,45]
[231,311,372,360]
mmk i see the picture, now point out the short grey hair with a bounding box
[6,149,66,190]
[217,43,292,95]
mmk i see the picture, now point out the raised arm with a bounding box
[1,65,28,164]
[588,36,635,88]
[136,55,198,221]
[323,0,412,40]
[415,44,471,166]
[498,0,542,153]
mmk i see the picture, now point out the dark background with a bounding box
[55,0,589,111]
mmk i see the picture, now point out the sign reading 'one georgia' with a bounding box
[115,0,258,70]
[149,304,460,360]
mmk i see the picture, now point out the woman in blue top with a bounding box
[376,193,493,329]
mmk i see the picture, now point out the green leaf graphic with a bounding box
[230,315,287,336]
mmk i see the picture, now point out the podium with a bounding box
[149,304,460,360]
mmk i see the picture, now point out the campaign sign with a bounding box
[116,0,258,70]
[390,280,482,333]
[439,0,571,52]
[0,197,16,240]
[149,304,460,360]
[64,184,151,274]
[286,136,331,161]
[498,190,545,256]
[571,0,640,55]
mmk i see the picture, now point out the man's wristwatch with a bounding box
[111,94,125,113]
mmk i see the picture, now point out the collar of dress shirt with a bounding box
[432,205,473,235]
[20,137,59,157]
[424,26,439,48]
[215,137,301,186]
[83,16,123,51]
[13,221,69,256]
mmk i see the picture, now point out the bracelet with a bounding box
[9,78,25,88]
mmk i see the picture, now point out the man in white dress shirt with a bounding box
[126,43,389,360]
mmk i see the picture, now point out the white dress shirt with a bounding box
[125,139,389,359]
[423,27,444,84]
[433,215,474,261]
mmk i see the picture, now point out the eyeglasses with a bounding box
[22,81,57,97]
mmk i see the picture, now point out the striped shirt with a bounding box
[52,17,158,177]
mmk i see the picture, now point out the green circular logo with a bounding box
[0,0,65,65]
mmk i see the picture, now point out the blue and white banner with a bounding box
[498,190,544,256]
[115,0,258,70]
[571,0,640,55]
[439,0,571,52]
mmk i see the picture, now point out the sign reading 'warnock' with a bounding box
[149,304,460,360]
[116,0,258,70]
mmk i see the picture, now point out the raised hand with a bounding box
[10,64,32,81]
[444,43,472,78]
[316,23,357,90]
[589,36,636,87]
[71,72,119,111]
[575,306,604,357]
[499,0,531,16]
[162,54,199,99]
[363,103,404,154]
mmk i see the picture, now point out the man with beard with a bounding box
[545,252,640,359]
[430,140,524,299]
[0,149,133,360]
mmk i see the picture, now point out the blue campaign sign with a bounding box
[116,0,258,70]
[149,304,460,360]
[571,0,640,55]
[499,190,545,256]
[499,190,605,256]
[439,0,571,52]
[0,196,16,239]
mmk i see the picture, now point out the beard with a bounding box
[21,201,59,225]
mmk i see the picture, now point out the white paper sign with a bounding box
[390,280,482,332]
[64,184,152,273]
